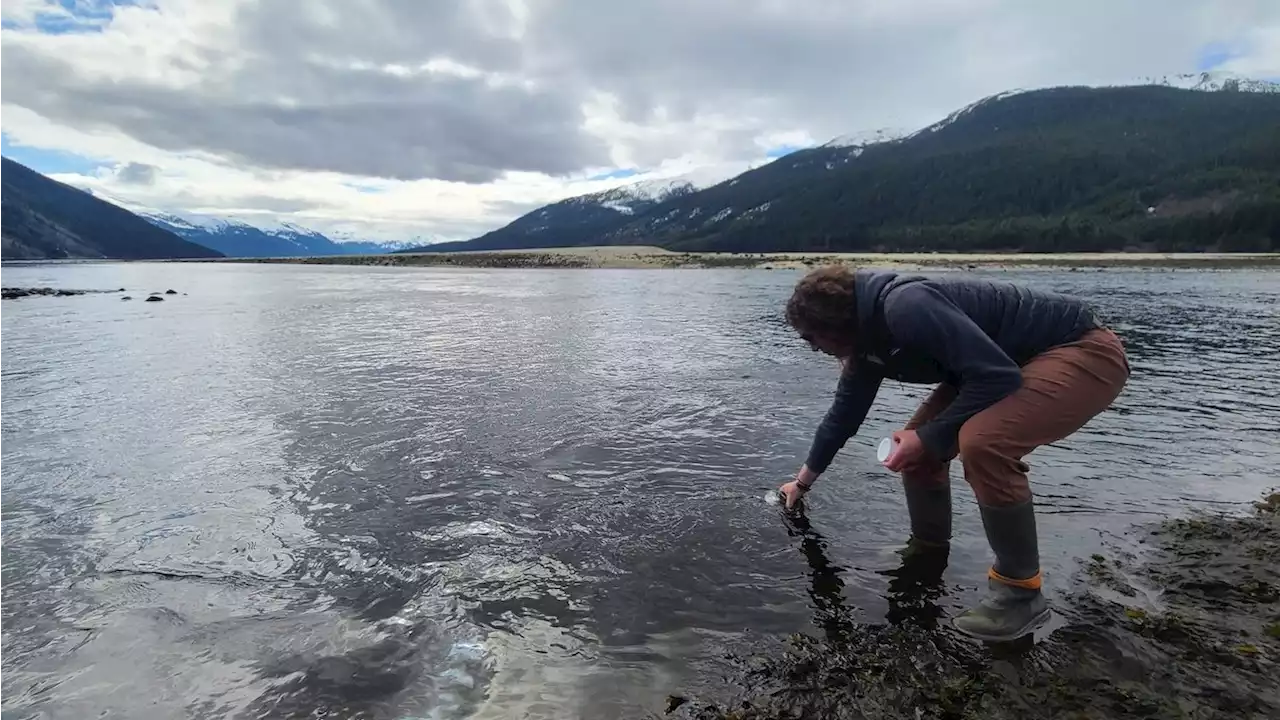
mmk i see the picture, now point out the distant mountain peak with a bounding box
[135,208,413,257]
[408,163,752,252]
[576,178,696,216]
[597,178,694,200]
[1129,70,1280,94]
[906,88,1034,139]
[1,157,223,260]
[136,209,232,232]
[904,72,1279,142]
[799,72,1278,166]
[567,166,744,216]
[821,128,911,149]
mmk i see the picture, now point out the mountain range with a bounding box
[0,159,413,260]
[4,71,1277,260]
[407,71,1280,255]
[422,174,713,252]
[138,211,415,258]
[1,157,224,260]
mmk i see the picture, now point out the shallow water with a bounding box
[2,262,1277,719]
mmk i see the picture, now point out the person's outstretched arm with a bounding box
[783,361,883,505]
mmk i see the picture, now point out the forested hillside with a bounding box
[425,80,1280,254]
[419,177,705,253]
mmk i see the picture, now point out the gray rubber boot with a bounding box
[882,481,952,628]
[952,500,1051,642]
[903,481,952,551]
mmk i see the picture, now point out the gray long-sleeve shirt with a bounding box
[804,270,1104,474]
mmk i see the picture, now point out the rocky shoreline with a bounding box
[209,249,1280,271]
[1,286,125,299]
[2,287,181,301]
[3,287,85,299]
[667,492,1280,720]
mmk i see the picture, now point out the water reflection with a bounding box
[781,502,951,642]
[781,508,857,643]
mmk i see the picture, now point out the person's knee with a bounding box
[958,428,1029,505]
[902,461,949,488]
[958,427,1003,466]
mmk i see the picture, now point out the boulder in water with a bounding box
[145,295,164,302]
[165,289,178,295]
[3,286,87,299]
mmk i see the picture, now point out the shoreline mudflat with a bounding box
[209,247,1280,270]
[674,492,1280,720]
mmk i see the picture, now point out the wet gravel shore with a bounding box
[670,492,1280,720]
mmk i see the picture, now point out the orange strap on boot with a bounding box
[989,567,1042,590]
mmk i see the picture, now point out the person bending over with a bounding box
[778,265,1129,642]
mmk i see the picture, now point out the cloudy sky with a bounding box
[2,0,1278,243]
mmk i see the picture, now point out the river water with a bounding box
[2,262,1277,719]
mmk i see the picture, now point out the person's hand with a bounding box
[778,480,809,510]
[883,429,926,472]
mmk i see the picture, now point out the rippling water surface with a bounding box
[3,262,1277,719]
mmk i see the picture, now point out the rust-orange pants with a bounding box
[903,328,1130,506]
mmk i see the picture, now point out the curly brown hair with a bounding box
[785,265,858,351]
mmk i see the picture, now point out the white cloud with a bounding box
[1218,25,1280,78]
[2,0,1278,243]
[0,0,47,23]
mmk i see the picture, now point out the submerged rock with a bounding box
[2,286,125,299]
[3,287,83,299]
[673,493,1280,720]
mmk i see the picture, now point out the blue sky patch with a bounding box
[342,180,387,194]
[2,133,106,175]
[765,144,808,159]
[31,13,106,34]
[7,0,140,35]
[587,168,640,181]
[1192,41,1278,82]
[1195,42,1240,71]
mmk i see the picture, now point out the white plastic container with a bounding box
[876,436,896,465]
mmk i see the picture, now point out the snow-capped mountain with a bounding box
[1130,70,1280,93]
[96,70,1278,259]
[416,169,740,252]
[808,127,914,169]
[589,73,1279,253]
[571,177,699,216]
[76,185,417,257]
[904,71,1279,143]
[821,128,911,148]
[1,157,225,261]
[140,210,414,258]
[570,164,753,216]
